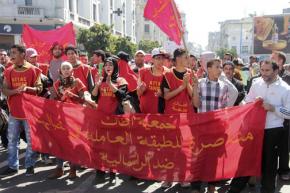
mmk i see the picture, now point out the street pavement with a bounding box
[1,142,290,193]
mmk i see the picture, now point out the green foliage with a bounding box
[216,48,237,59]
[138,40,161,53]
[77,23,137,57]
[113,36,137,57]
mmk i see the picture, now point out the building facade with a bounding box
[207,32,221,52]
[219,17,254,62]
[99,0,136,42]
[0,0,136,49]
[135,0,168,45]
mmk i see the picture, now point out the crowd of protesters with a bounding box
[0,44,290,193]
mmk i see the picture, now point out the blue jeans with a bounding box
[7,116,36,170]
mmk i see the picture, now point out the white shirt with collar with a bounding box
[245,77,290,129]
[219,73,238,107]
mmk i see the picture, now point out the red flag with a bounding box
[22,22,76,63]
[22,94,266,182]
[118,59,138,92]
[144,0,183,45]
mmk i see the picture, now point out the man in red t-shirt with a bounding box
[137,47,168,113]
[160,48,194,115]
[64,46,94,93]
[26,48,53,99]
[0,45,42,177]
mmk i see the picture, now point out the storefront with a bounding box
[0,23,55,51]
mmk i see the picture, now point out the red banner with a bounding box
[22,94,266,182]
[22,22,76,63]
[118,59,138,92]
[144,0,183,45]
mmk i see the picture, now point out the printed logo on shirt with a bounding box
[11,77,27,87]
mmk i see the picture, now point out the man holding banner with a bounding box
[0,45,42,177]
[228,60,290,193]
[192,58,235,193]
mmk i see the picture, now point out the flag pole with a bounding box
[170,0,188,51]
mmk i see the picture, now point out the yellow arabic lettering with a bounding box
[137,135,181,149]
[118,118,130,127]
[201,138,225,149]
[101,117,117,126]
[153,158,175,170]
[35,114,66,131]
[106,131,132,145]
[227,132,254,144]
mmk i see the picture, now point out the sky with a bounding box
[175,0,289,48]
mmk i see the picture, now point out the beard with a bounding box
[53,52,62,59]
[262,75,274,83]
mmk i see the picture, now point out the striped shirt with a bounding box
[198,77,229,113]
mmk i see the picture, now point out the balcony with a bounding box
[70,13,75,20]
[17,6,44,18]
[78,16,90,26]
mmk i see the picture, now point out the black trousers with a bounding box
[278,121,290,175]
[261,128,284,193]
[228,127,284,193]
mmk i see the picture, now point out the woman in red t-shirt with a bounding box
[54,61,86,104]
[92,57,133,115]
[91,57,134,184]
[48,61,94,180]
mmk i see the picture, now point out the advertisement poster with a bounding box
[254,15,290,54]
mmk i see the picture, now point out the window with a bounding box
[110,13,113,25]
[241,46,248,54]
[69,0,73,12]
[231,46,237,51]
[93,4,97,21]
[25,0,32,6]
[122,3,125,15]
[123,20,125,35]
[144,24,150,33]
[110,0,113,8]
[232,36,236,41]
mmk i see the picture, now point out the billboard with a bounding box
[254,15,290,54]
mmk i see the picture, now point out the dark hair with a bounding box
[263,60,279,71]
[190,54,197,60]
[64,46,78,55]
[103,57,119,83]
[11,44,26,54]
[79,52,88,57]
[223,61,235,69]
[275,51,286,65]
[224,53,233,61]
[173,48,187,61]
[50,42,64,53]
[117,51,130,62]
[105,51,112,59]
[249,55,257,60]
[207,59,221,68]
[93,49,106,62]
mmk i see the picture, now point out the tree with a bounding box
[77,24,113,55]
[216,48,237,59]
[138,40,161,53]
[113,36,137,57]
